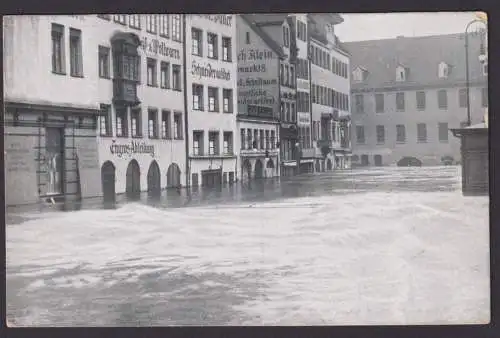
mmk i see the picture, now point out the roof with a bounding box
[244,14,290,26]
[239,15,285,58]
[344,32,487,90]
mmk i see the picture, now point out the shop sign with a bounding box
[194,14,233,27]
[140,37,181,59]
[110,140,155,158]
[191,61,231,81]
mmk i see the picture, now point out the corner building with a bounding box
[4,15,102,206]
[185,15,239,187]
[94,14,186,201]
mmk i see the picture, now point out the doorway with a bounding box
[101,161,116,204]
[126,159,141,200]
[201,169,222,188]
[147,160,161,197]
[374,155,383,167]
[45,127,64,195]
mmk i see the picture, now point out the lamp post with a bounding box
[465,16,487,126]
[295,141,301,175]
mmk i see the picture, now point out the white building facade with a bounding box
[185,14,239,187]
[94,14,186,201]
[3,14,188,207]
[309,14,352,172]
[236,15,281,181]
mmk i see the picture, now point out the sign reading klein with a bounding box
[237,47,279,112]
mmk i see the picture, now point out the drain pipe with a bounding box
[182,14,191,189]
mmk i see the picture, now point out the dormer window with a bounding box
[438,62,450,79]
[283,25,290,48]
[396,65,408,82]
[352,66,368,82]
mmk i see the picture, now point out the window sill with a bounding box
[439,140,449,143]
[130,26,141,31]
[221,59,233,63]
[160,86,171,90]
[223,111,233,114]
[132,135,143,139]
[116,135,128,138]
[208,56,219,61]
[159,33,170,39]
[174,137,184,141]
[172,38,182,43]
[147,84,158,88]
[417,140,428,143]
[209,110,220,113]
[70,74,85,78]
[161,137,173,140]
[396,141,406,144]
[99,134,114,138]
[146,30,158,35]
[52,71,67,76]
[396,109,405,112]
[114,21,127,26]
[193,108,204,112]
[192,53,203,57]
[99,75,111,80]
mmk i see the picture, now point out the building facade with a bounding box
[291,13,315,174]
[4,15,102,206]
[94,14,186,202]
[236,15,282,181]
[4,14,188,206]
[309,14,352,172]
[243,14,303,177]
[185,14,238,187]
[345,33,488,167]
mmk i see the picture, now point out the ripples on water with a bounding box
[6,166,490,326]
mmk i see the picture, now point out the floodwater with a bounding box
[6,166,490,326]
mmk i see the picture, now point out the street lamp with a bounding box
[465,16,487,126]
[295,141,301,175]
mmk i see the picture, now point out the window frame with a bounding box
[98,45,110,79]
[207,32,218,59]
[69,28,83,77]
[396,124,406,143]
[146,58,158,87]
[222,36,232,62]
[146,15,158,34]
[160,61,170,89]
[191,28,203,56]
[192,84,204,111]
[208,86,219,112]
[396,92,405,111]
[51,23,65,75]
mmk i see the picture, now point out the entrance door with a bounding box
[101,161,116,205]
[201,170,222,188]
[45,127,64,195]
[374,155,383,166]
[126,159,141,200]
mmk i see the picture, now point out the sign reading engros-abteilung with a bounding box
[237,48,278,108]
[110,140,155,158]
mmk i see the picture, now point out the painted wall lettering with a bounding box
[110,140,155,158]
[5,142,32,172]
[238,49,274,61]
[140,37,181,59]
[195,14,233,27]
[298,112,311,126]
[191,61,231,81]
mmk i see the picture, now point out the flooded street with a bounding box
[6,166,490,326]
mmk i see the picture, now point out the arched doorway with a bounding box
[327,159,333,171]
[374,155,383,167]
[254,159,264,179]
[126,159,141,200]
[147,160,161,197]
[166,163,181,189]
[242,159,252,181]
[101,161,116,205]
[315,159,321,172]
[266,159,275,178]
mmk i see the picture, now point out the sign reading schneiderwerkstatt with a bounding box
[110,140,155,158]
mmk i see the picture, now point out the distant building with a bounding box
[345,33,488,167]
[236,15,282,181]
[308,14,352,171]
[185,15,238,187]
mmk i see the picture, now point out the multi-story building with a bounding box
[345,33,488,167]
[94,14,186,202]
[185,14,238,187]
[236,15,282,181]
[3,14,187,207]
[243,14,303,177]
[309,14,352,171]
[291,13,315,174]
